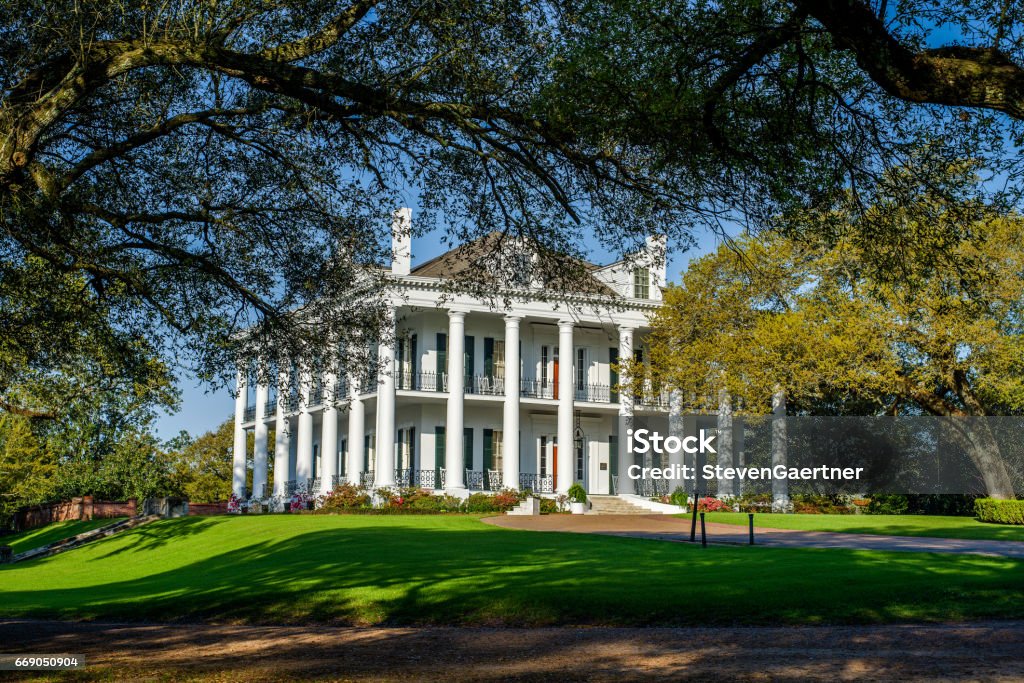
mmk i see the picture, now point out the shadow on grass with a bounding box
[1,517,1023,627]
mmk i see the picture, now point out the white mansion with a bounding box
[231,210,742,501]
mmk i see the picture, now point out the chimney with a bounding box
[391,207,412,276]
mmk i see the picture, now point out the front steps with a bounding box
[587,495,652,515]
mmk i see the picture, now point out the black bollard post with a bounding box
[748,512,755,545]
[700,512,707,547]
[690,497,698,542]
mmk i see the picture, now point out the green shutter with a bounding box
[436,333,446,392]
[464,335,475,380]
[435,426,445,486]
[483,428,493,488]
[464,427,474,470]
[484,337,494,376]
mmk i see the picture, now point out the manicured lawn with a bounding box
[1,515,1022,626]
[1,518,126,555]
[700,512,1024,541]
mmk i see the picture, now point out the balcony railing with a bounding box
[412,468,445,489]
[466,375,504,396]
[575,383,611,403]
[520,378,555,399]
[263,399,276,416]
[396,370,447,392]
[243,405,256,421]
[519,473,554,493]
[636,390,672,409]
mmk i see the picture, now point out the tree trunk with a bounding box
[955,419,1016,499]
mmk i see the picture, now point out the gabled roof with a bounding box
[410,232,616,296]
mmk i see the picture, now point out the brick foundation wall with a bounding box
[187,502,229,516]
[14,497,138,531]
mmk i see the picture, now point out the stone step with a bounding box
[587,496,651,515]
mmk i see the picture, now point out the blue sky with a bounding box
[152,221,728,440]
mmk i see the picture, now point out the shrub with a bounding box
[317,483,371,512]
[669,486,689,507]
[733,492,772,513]
[791,494,855,515]
[866,494,981,516]
[697,496,729,512]
[975,498,1024,525]
[539,498,560,514]
[567,482,587,504]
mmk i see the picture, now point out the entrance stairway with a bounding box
[587,495,652,515]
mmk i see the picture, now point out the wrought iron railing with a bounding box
[633,478,670,497]
[519,473,554,493]
[575,383,611,403]
[393,468,411,486]
[284,480,298,496]
[396,371,447,392]
[466,374,504,396]
[465,470,485,490]
[360,471,375,488]
[412,469,445,489]
[243,405,256,421]
[636,389,672,409]
[486,469,503,490]
[520,378,555,399]
[263,399,276,416]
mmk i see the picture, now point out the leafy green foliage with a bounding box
[644,167,1024,496]
[975,499,1024,525]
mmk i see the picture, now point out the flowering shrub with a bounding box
[289,492,314,512]
[227,493,243,514]
[697,496,729,512]
[318,483,371,512]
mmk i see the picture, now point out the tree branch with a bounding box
[792,0,1024,119]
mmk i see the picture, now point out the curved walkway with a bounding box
[483,514,1024,558]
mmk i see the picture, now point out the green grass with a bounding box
[1,515,1023,627]
[701,512,1024,541]
[1,518,126,555]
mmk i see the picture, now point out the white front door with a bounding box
[589,440,610,494]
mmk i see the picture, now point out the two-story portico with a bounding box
[231,211,695,501]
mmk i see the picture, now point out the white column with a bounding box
[320,365,339,494]
[616,326,634,495]
[716,388,735,499]
[232,366,248,498]
[772,386,789,511]
[445,310,467,490]
[273,368,291,498]
[347,367,365,486]
[295,366,314,486]
[503,315,521,490]
[668,390,684,474]
[556,318,574,494]
[252,382,269,499]
[375,309,397,488]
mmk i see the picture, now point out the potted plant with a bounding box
[567,483,588,514]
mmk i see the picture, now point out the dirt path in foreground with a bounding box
[2,620,1023,682]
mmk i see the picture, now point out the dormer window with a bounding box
[633,267,650,299]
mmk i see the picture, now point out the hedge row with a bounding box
[974,498,1024,525]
